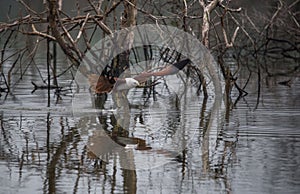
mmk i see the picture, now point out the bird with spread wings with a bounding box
[88,59,191,94]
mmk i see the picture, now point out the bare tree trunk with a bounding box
[199,0,219,48]
[198,0,221,98]
[123,0,137,27]
[47,0,80,66]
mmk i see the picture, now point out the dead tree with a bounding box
[0,0,298,100]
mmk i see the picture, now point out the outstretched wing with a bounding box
[151,59,190,76]
[133,59,191,83]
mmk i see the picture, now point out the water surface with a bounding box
[1,62,299,194]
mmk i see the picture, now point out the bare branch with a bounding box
[104,0,122,16]
[87,0,102,15]
[218,2,242,12]
[263,0,283,31]
[18,0,39,16]
[244,10,260,33]
[228,12,255,46]
[94,19,113,35]
[75,13,90,43]
[26,24,56,40]
[124,0,175,21]
[47,0,80,66]
[231,27,239,45]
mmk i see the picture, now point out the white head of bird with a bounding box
[125,78,139,88]
[115,78,140,90]
[113,77,139,91]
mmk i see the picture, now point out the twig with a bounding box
[22,24,56,40]
[56,12,83,60]
[228,12,255,46]
[244,10,260,33]
[8,54,20,86]
[218,2,242,12]
[75,13,90,43]
[1,30,14,62]
[87,0,101,15]
[104,0,122,16]
[18,0,39,16]
[263,0,283,32]
[124,0,162,21]
[232,25,240,41]
[93,18,113,35]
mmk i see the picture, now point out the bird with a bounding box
[88,59,191,94]
[88,75,140,94]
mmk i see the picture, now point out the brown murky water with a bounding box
[1,58,299,194]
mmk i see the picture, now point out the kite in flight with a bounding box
[88,59,191,94]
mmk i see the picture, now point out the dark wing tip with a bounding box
[172,59,191,70]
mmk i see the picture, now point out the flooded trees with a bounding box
[0,1,299,193]
[0,0,298,99]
